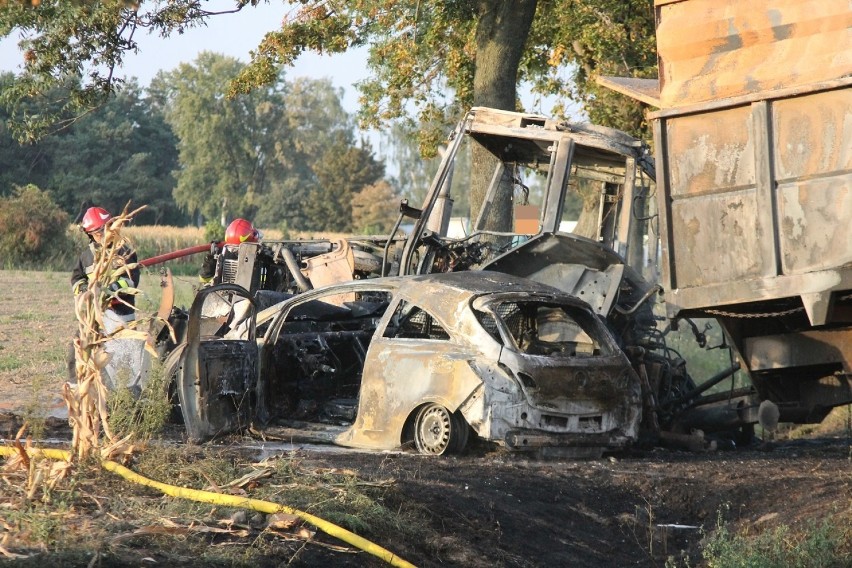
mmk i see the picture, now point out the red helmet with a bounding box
[80,207,111,234]
[224,218,259,245]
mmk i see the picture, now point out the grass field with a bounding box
[0,268,197,420]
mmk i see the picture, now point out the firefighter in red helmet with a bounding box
[199,218,262,284]
[69,206,143,392]
[71,206,140,310]
[225,218,260,245]
[79,205,111,235]
[197,218,288,339]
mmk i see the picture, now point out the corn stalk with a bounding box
[64,205,147,462]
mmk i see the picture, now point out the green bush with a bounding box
[108,362,172,441]
[0,185,77,270]
[701,506,850,568]
[203,220,225,243]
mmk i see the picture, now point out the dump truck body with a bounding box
[600,0,852,422]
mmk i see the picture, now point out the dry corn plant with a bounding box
[1,424,73,504]
[63,204,156,463]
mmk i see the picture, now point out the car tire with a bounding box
[413,403,467,455]
[449,411,470,454]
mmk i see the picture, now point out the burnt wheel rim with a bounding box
[415,404,453,455]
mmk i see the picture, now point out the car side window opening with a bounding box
[383,300,450,341]
[473,308,503,345]
[262,290,394,425]
[494,301,603,357]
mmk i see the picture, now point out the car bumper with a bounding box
[503,428,635,451]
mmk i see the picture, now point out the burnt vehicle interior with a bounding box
[257,290,394,426]
[475,300,605,358]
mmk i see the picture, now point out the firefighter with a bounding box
[198,218,261,284]
[197,218,283,339]
[69,206,147,393]
[72,206,140,316]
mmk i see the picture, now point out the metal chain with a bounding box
[704,292,851,319]
[704,306,805,318]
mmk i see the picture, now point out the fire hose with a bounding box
[138,243,216,267]
[0,446,416,568]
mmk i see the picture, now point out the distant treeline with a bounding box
[1,52,401,235]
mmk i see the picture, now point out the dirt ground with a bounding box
[1,270,850,566]
[1,410,850,567]
[321,438,852,567]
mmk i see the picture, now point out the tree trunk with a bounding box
[470,0,538,233]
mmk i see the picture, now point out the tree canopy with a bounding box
[1,61,385,231]
[0,72,183,225]
[148,53,385,231]
[148,51,287,224]
[1,1,657,144]
[0,0,256,141]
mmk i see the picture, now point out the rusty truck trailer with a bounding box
[600,0,852,423]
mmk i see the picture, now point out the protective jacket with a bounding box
[71,243,140,317]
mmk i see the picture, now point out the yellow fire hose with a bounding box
[0,446,416,568]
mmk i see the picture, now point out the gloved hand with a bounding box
[73,280,88,295]
[199,253,217,280]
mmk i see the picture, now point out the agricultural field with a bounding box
[0,269,850,567]
[0,268,197,423]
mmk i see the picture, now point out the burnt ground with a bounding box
[2,410,850,567]
[271,438,852,567]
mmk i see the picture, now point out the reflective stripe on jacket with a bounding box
[71,243,140,316]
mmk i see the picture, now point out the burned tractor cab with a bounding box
[393,107,658,282]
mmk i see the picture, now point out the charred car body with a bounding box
[166,106,759,454]
[173,272,641,457]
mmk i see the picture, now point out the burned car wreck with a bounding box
[172,271,641,457]
[162,106,763,454]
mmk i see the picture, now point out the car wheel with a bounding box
[414,403,466,455]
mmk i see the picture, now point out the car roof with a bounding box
[300,270,592,306]
[398,271,595,311]
[260,271,597,329]
[404,270,559,294]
